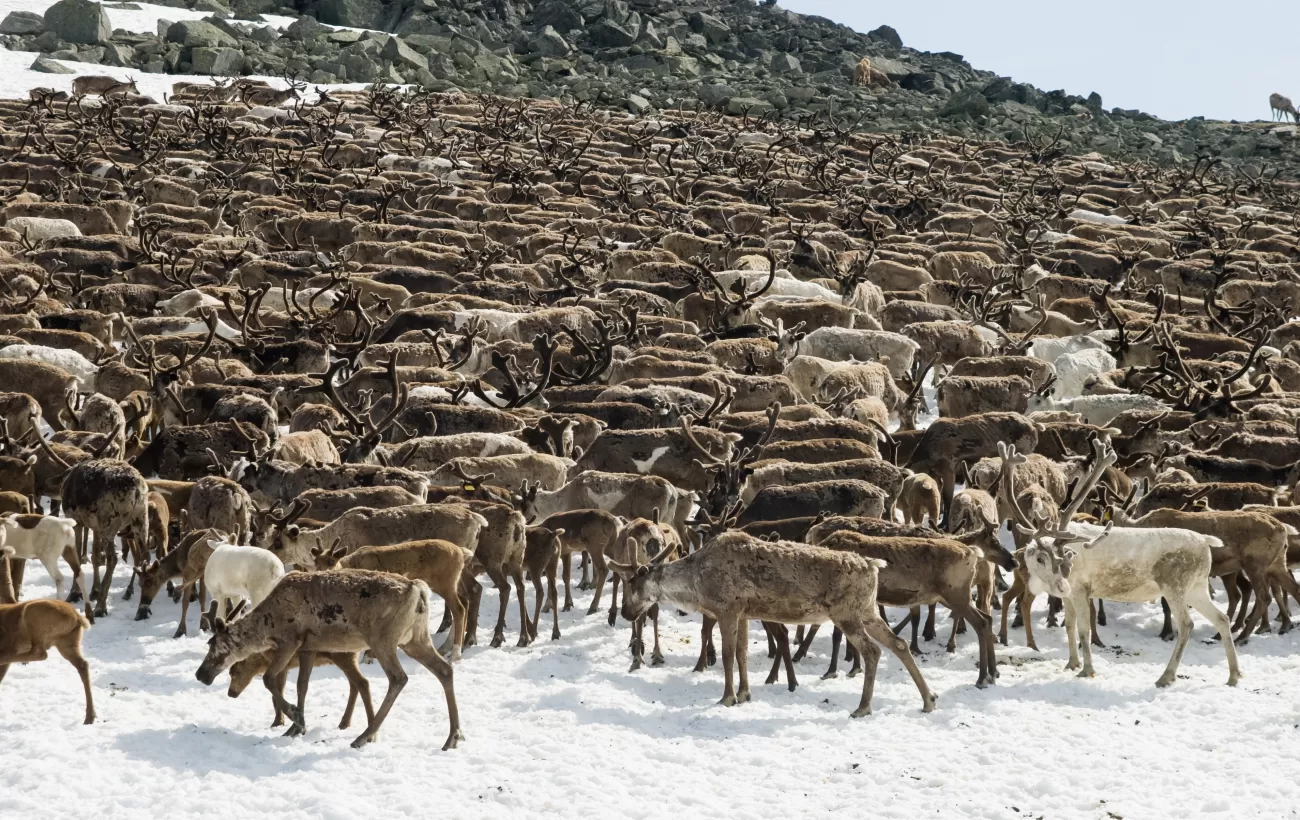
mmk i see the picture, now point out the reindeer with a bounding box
[195,570,462,750]
[607,531,936,716]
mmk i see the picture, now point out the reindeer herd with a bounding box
[2,75,1300,749]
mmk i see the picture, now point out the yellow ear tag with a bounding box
[463,484,475,492]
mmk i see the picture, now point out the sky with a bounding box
[781,0,1300,123]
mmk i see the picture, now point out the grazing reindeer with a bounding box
[195,569,463,750]
[72,75,138,97]
[1271,93,1298,122]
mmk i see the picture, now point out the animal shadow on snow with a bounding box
[112,726,357,776]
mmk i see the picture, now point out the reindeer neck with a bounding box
[228,612,277,663]
[646,558,703,613]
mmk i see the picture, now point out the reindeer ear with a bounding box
[286,525,299,537]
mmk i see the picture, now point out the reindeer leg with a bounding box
[999,571,1024,645]
[586,553,608,615]
[174,582,191,639]
[822,626,842,680]
[607,575,620,627]
[7,559,24,602]
[54,634,95,725]
[775,623,797,691]
[548,560,560,641]
[262,642,304,734]
[485,566,510,648]
[1020,589,1039,651]
[627,614,645,671]
[266,669,288,727]
[399,637,462,751]
[694,616,715,672]
[561,552,574,612]
[735,618,751,704]
[350,645,408,749]
[284,650,315,738]
[331,652,371,731]
[574,551,589,590]
[792,623,818,662]
[717,615,739,706]
[528,570,543,644]
[1046,596,1061,628]
[763,623,782,685]
[1159,597,1174,641]
[1089,599,1106,649]
[649,604,663,666]
[511,565,530,647]
[922,604,937,642]
[93,529,115,618]
[860,615,936,714]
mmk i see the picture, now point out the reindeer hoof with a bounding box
[490,633,505,648]
[442,729,464,751]
[850,706,872,718]
[171,626,186,639]
[718,694,736,707]
[83,713,95,725]
[122,587,133,602]
[650,651,664,667]
[1155,673,1174,688]
[821,670,838,680]
[550,629,561,641]
[67,588,82,604]
[607,611,617,627]
[93,605,108,618]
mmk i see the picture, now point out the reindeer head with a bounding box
[607,535,676,622]
[195,600,251,686]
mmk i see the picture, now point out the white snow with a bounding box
[5,4,1300,819]
[5,559,1300,820]
[0,0,381,101]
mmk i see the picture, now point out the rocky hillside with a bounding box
[7,0,1300,176]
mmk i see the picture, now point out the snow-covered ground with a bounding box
[5,560,1300,820]
[0,0,369,101]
